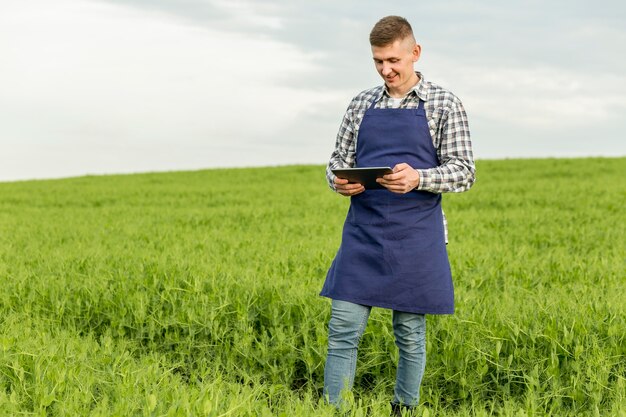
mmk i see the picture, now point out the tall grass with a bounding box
[0,158,624,416]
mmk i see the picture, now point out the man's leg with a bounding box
[391,310,426,408]
[323,299,371,406]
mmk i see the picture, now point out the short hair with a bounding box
[369,16,415,47]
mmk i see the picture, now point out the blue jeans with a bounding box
[323,299,426,407]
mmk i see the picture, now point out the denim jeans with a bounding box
[323,299,426,407]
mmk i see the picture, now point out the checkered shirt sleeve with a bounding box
[415,87,475,193]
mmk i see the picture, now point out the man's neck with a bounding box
[387,72,420,98]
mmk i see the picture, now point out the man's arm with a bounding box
[325,107,358,191]
[415,96,475,193]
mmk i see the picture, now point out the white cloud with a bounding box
[0,0,329,142]
[427,59,626,129]
[0,0,345,180]
[208,0,284,30]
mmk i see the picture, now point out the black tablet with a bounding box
[331,167,392,189]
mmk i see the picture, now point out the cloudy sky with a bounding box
[1,0,625,181]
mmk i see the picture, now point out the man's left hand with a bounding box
[376,163,420,194]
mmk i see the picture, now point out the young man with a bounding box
[320,16,476,415]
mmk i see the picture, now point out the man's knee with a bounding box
[392,313,426,352]
[328,301,369,349]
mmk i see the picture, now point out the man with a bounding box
[320,16,475,415]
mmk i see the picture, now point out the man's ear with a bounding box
[413,44,421,63]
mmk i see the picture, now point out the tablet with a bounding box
[331,167,392,189]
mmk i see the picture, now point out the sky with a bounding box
[1,0,625,182]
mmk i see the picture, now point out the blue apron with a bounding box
[321,98,454,314]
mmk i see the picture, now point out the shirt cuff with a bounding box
[415,169,432,191]
[328,173,338,191]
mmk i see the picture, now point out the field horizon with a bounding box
[0,157,624,416]
[4,155,625,186]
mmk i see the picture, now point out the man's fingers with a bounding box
[339,187,364,196]
[377,178,412,194]
[336,182,364,196]
[385,163,411,179]
[381,164,415,184]
[392,163,410,173]
[337,182,362,190]
[382,172,402,181]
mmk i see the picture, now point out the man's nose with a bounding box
[381,64,392,75]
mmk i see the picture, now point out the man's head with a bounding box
[369,16,421,97]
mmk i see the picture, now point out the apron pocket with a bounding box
[336,223,389,277]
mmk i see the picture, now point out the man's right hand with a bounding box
[334,177,365,196]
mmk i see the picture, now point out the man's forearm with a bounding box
[415,157,475,193]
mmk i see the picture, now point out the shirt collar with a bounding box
[380,71,428,102]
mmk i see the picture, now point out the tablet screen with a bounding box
[331,167,392,189]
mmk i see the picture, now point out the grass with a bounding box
[0,157,624,416]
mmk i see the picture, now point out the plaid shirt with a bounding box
[326,72,476,241]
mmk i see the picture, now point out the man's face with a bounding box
[371,37,421,95]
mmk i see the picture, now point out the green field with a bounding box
[0,158,624,416]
